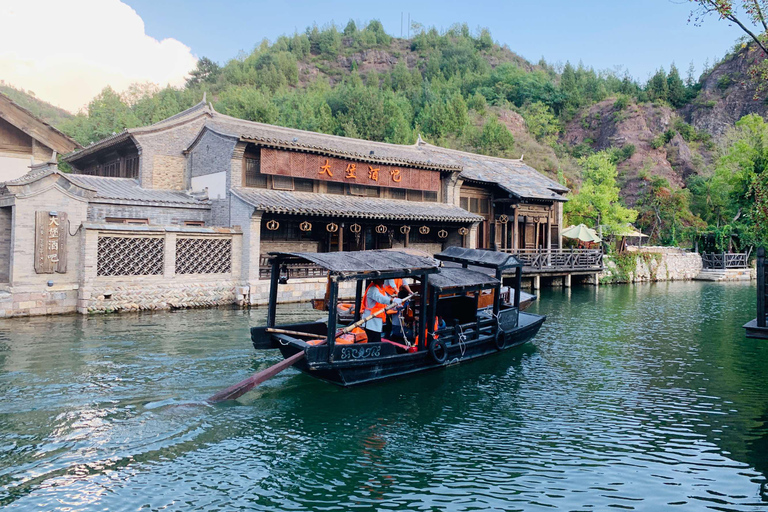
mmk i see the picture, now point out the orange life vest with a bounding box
[383,278,404,297]
[362,283,389,321]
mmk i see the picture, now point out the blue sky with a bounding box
[125,0,742,82]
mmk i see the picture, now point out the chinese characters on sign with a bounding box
[35,211,67,274]
[260,148,439,192]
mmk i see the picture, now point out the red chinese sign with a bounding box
[35,211,68,274]
[260,148,440,192]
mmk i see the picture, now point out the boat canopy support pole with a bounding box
[494,268,503,319]
[354,280,364,323]
[418,273,428,351]
[267,258,280,328]
[327,277,339,362]
[514,266,522,309]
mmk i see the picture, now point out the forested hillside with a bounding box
[0,83,73,127]
[8,21,768,250]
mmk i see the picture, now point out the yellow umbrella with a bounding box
[562,224,602,243]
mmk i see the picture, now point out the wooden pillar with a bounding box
[533,275,540,290]
[546,216,551,251]
[513,209,519,250]
[338,222,344,252]
[503,221,508,251]
[564,274,571,288]
[404,226,409,248]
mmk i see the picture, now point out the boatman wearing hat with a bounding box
[362,279,403,344]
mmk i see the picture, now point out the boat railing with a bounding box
[701,251,750,270]
[498,248,603,271]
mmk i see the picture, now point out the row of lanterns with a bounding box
[265,219,469,239]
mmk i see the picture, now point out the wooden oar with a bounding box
[208,293,417,403]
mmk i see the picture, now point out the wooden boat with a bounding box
[251,247,546,387]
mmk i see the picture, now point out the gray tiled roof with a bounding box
[413,143,569,201]
[67,174,209,206]
[209,115,460,172]
[232,188,481,223]
[209,114,567,201]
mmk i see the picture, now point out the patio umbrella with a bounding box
[562,224,602,243]
[613,224,648,238]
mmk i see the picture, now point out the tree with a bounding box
[690,0,768,94]
[564,151,638,233]
[667,64,687,107]
[186,57,221,87]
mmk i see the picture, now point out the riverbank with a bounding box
[599,246,754,284]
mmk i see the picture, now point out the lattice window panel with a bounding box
[97,236,164,276]
[175,237,232,274]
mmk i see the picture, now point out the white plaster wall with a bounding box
[191,171,227,199]
[0,155,34,182]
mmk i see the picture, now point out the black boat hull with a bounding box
[269,312,545,387]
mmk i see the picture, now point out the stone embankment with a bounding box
[601,246,704,284]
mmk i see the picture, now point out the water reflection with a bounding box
[0,282,767,510]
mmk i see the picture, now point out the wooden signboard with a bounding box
[35,211,68,274]
[260,148,440,192]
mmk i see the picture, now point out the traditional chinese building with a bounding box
[0,93,80,182]
[0,97,570,317]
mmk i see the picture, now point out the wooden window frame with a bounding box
[105,217,149,225]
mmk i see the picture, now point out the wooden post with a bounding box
[404,227,409,248]
[493,268,502,318]
[503,221,508,251]
[327,278,339,362]
[514,267,522,308]
[354,280,364,323]
[338,222,344,252]
[418,274,428,351]
[758,247,765,327]
[267,258,280,328]
[512,208,518,250]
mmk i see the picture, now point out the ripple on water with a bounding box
[0,284,767,510]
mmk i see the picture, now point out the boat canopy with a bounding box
[268,250,439,279]
[428,267,500,292]
[434,247,522,269]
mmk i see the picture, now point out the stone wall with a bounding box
[0,206,11,283]
[601,247,703,283]
[250,277,357,306]
[0,182,89,318]
[78,224,244,314]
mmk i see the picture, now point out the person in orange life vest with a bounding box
[383,278,413,297]
[362,279,403,344]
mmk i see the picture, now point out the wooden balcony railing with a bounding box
[701,252,749,270]
[258,255,328,280]
[500,248,604,272]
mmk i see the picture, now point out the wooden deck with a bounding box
[500,248,604,274]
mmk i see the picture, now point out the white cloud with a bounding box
[0,0,197,113]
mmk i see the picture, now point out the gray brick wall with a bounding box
[189,129,237,178]
[0,206,12,282]
[88,203,211,226]
[230,195,256,281]
[134,117,207,190]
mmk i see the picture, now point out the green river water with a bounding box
[0,281,767,511]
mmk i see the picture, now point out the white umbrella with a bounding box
[562,224,602,243]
